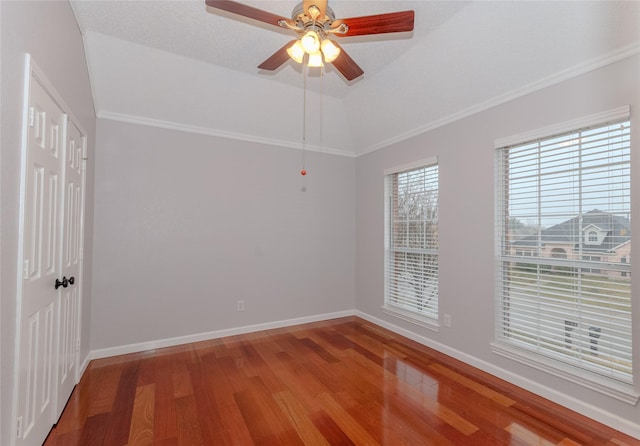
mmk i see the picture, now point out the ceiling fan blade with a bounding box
[330,43,364,81]
[337,10,414,37]
[303,0,327,21]
[205,0,291,28]
[258,40,297,71]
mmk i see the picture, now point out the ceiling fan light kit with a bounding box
[307,51,324,68]
[286,40,306,63]
[205,0,415,81]
[320,39,340,63]
[300,30,321,53]
[204,0,415,175]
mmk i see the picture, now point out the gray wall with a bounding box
[1,0,638,440]
[90,119,356,350]
[0,2,96,445]
[355,54,640,428]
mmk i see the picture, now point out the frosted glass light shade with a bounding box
[287,40,305,63]
[301,30,320,53]
[307,51,324,67]
[321,39,340,63]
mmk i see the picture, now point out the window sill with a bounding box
[491,341,639,405]
[382,305,440,332]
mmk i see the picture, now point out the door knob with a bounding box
[55,276,68,290]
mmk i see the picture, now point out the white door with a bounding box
[15,76,66,446]
[55,119,85,419]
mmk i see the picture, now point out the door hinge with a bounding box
[23,259,29,280]
[28,107,35,127]
[16,416,23,439]
[76,337,81,351]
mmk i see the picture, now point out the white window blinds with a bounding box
[496,118,632,384]
[385,161,439,321]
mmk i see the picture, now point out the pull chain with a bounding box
[319,62,324,149]
[301,58,307,176]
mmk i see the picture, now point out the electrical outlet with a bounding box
[237,300,245,312]
[443,313,452,327]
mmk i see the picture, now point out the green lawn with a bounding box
[506,265,631,311]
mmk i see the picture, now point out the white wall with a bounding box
[0,2,96,445]
[355,55,640,432]
[90,119,356,351]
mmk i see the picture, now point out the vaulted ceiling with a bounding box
[70,1,640,156]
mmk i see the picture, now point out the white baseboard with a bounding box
[84,308,638,440]
[355,310,640,440]
[89,310,355,361]
[77,353,91,379]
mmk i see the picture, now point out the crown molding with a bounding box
[96,110,356,158]
[358,43,640,157]
[95,43,639,160]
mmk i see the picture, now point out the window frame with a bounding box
[383,157,440,330]
[492,106,638,404]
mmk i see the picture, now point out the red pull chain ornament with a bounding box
[300,169,307,176]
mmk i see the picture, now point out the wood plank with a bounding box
[175,395,205,446]
[313,392,381,445]
[187,361,227,445]
[127,383,155,446]
[309,409,356,446]
[273,390,332,446]
[153,351,178,443]
[233,376,305,445]
[76,412,110,445]
[505,422,557,446]
[44,317,635,446]
[86,361,124,416]
[215,401,255,445]
[101,359,139,445]
[135,353,156,387]
[428,362,517,407]
[172,369,193,398]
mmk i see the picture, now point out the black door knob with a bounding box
[55,277,68,290]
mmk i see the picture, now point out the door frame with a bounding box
[11,53,87,446]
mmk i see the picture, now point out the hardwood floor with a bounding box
[44,317,638,445]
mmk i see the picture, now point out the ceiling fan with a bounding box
[204,0,415,81]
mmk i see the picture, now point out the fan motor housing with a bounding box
[291,2,336,28]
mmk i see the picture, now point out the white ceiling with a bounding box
[70,0,640,156]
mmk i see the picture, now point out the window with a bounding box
[495,111,633,396]
[384,159,439,327]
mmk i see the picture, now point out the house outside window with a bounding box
[494,108,633,397]
[384,158,439,328]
